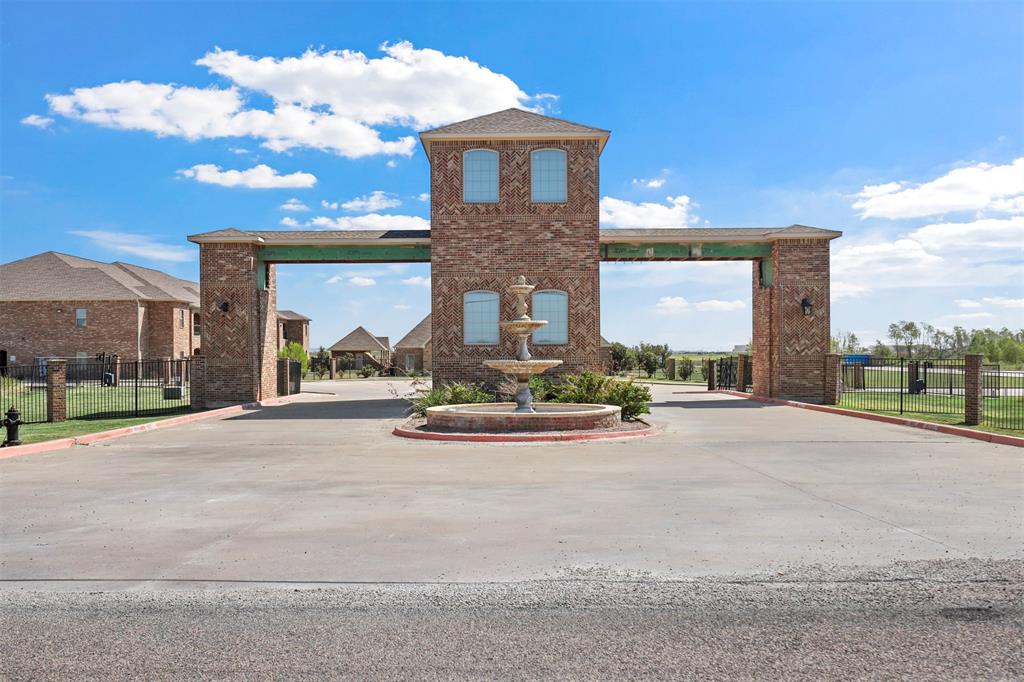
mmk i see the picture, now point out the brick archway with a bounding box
[187,108,839,408]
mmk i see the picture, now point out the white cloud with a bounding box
[279,216,300,227]
[21,114,54,128]
[853,158,1024,219]
[326,275,343,284]
[393,303,411,310]
[695,299,745,312]
[70,230,193,263]
[600,195,696,229]
[341,190,401,212]
[417,193,430,202]
[956,299,982,309]
[349,276,376,287]
[41,42,554,158]
[386,160,398,168]
[402,276,431,288]
[906,216,1024,251]
[280,198,309,211]
[308,213,430,231]
[321,199,338,210]
[632,178,665,189]
[982,296,1024,308]
[936,311,996,322]
[178,163,316,189]
[654,296,690,315]
[228,147,249,155]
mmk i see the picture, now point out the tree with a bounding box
[277,341,309,376]
[636,345,659,378]
[312,346,330,379]
[609,342,636,373]
[887,323,904,358]
[872,339,894,358]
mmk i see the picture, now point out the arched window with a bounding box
[463,291,500,345]
[530,149,567,203]
[463,149,499,203]
[532,290,568,344]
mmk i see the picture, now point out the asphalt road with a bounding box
[2,559,1021,680]
[2,383,1021,679]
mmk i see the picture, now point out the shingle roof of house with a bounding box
[276,309,311,321]
[0,252,200,305]
[419,108,611,154]
[395,314,432,349]
[375,336,390,351]
[329,326,389,353]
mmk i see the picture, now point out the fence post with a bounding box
[964,354,983,426]
[736,354,749,392]
[111,355,120,386]
[329,356,337,380]
[190,356,206,410]
[277,358,290,396]
[823,353,841,405]
[706,359,716,391]
[161,357,172,386]
[46,359,67,423]
[665,357,676,381]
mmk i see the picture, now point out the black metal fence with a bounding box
[982,365,1024,431]
[716,356,737,390]
[287,359,301,395]
[0,363,48,423]
[1,358,193,424]
[840,358,966,416]
[66,358,192,420]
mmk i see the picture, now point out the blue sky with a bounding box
[2,1,1022,351]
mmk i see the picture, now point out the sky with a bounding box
[2,1,1022,351]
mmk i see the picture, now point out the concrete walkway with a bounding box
[1,380,1020,585]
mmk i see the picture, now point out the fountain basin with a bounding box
[483,359,562,376]
[425,402,621,433]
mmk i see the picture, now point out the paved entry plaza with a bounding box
[2,381,1020,583]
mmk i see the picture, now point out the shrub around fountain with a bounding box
[409,382,495,417]
[545,371,652,421]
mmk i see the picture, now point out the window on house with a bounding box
[532,290,569,344]
[193,313,201,336]
[405,353,416,371]
[463,149,499,203]
[531,149,567,203]
[75,308,87,327]
[463,291,500,345]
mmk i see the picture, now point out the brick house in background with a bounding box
[394,314,433,373]
[276,310,310,353]
[329,326,392,371]
[0,252,201,367]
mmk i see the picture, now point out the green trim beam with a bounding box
[259,244,432,264]
[600,242,772,261]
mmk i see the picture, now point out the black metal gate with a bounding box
[288,359,301,395]
[716,356,737,390]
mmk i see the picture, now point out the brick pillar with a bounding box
[707,359,716,391]
[277,358,290,397]
[199,241,278,406]
[161,357,172,386]
[46,359,66,423]
[189,356,206,410]
[328,357,337,380]
[852,364,865,389]
[965,353,983,426]
[736,354,749,392]
[751,238,834,402]
[111,355,120,386]
[823,353,841,405]
[666,357,676,381]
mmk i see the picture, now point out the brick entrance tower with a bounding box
[420,109,609,387]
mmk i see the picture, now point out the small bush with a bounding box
[359,366,375,378]
[677,357,695,381]
[545,371,652,421]
[408,382,494,417]
[550,371,613,404]
[604,380,652,421]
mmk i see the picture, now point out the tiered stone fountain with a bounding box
[424,276,621,433]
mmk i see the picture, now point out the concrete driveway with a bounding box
[1,380,1019,585]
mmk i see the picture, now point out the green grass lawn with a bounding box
[838,393,1023,436]
[1,383,190,423]
[13,416,180,445]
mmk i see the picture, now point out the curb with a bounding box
[392,423,657,443]
[716,390,1024,448]
[0,392,313,460]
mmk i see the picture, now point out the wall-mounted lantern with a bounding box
[801,298,813,316]
[218,301,230,313]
